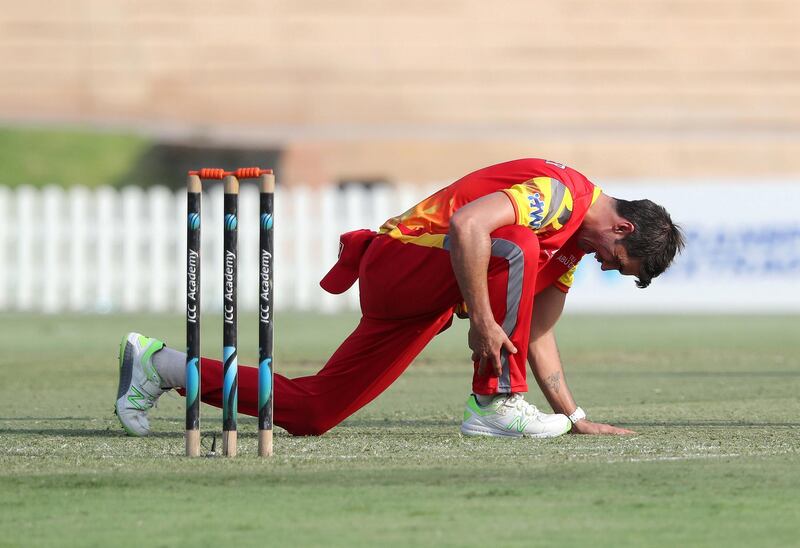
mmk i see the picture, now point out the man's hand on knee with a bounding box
[468,319,517,377]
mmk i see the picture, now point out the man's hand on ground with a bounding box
[571,419,636,435]
[468,319,517,377]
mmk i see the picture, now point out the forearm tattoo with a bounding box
[546,372,561,394]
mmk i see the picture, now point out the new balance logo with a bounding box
[507,416,530,433]
[127,386,149,410]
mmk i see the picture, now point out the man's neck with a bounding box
[582,192,614,230]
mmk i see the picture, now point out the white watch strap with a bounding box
[568,406,586,424]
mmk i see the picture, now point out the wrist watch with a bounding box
[568,406,586,424]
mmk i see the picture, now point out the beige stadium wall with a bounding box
[2,0,800,185]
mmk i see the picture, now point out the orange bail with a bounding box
[233,167,273,179]
[188,168,226,179]
[188,167,273,180]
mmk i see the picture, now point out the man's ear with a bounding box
[613,220,635,236]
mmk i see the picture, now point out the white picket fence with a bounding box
[0,183,441,314]
[2,182,799,314]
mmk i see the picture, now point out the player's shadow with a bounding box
[620,420,800,427]
[0,416,283,439]
[344,418,800,429]
[0,416,184,438]
[7,416,794,435]
[339,418,458,429]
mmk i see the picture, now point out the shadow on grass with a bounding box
[1,416,460,429]
[10,417,795,436]
[339,418,459,429]
[591,370,800,377]
[620,420,800,428]
[0,427,184,438]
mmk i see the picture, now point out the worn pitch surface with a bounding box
[0,313,798,547]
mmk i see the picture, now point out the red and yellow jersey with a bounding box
[379,159,600,291]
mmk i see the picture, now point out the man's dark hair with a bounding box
[614,199,685,289]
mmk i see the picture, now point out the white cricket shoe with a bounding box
[115,332,166,436]
[461,393,572,438]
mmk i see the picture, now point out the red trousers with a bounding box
[195,225,540,435]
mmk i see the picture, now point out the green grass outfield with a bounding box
[1,313,798,547]
[0,127,149,188]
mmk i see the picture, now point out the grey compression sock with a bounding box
[152,346,187,389]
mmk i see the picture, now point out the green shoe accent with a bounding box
[507,415,530,433]
[139,337,165,385]
[127,386,150,411]
[467,395,497,417]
